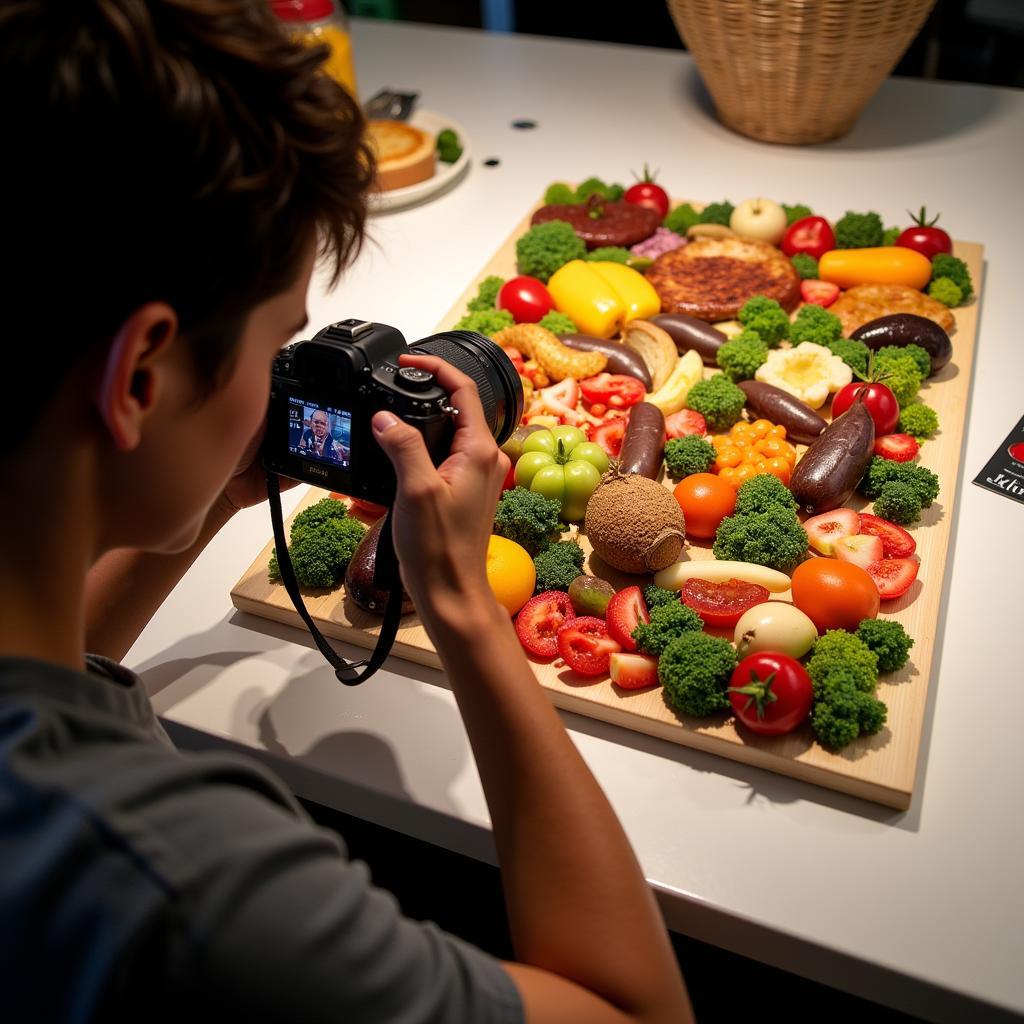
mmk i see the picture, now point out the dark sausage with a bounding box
[737,381,828,445]
[649,313,728,365]
[560,334,653,389]
[850,313,953,375]
[618,403,665,479]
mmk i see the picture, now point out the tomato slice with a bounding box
[799,279,840,308]
[867,558,920,600]
[858,513,917,559]
[605,585,650,651]
[592,418,627,457]
[579,373,645,409]
[679,578,770,629]
[664,409,707,439]
[515,591,576,658]
[556,616,621,676]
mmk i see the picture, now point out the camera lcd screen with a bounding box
[289,398,352,469]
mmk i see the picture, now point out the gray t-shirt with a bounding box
[0,656,522,1023]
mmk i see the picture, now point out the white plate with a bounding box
[366,109,471,213]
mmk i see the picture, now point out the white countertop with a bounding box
[128,20,1024,1023]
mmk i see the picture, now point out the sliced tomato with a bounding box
[781,215,836,261]
[664,409,707,439]
[799,279,840,308]
[605,585,650,651]
[579,373,646,410]
[867,558,920,599]
[858,513,917,559]
[515,591,576,658]
[873,433,920,462]
[557,616,621,677]
[680,578,769,629]
[609,652,660,690]
[539,378,585,426]
[834,533,884,571]
[592,418,627,457]
[804,507,860,556]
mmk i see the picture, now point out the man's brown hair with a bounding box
[1,0,374,442]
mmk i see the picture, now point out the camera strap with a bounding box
[265,472,404,685]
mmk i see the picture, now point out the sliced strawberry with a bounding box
[557,616,621,677]
[873,433,920,462]
[665,409,707,439]
[605,585,650,651]
[515,591,575,658]
[592,418,627,457]
[867,558,920,600]
[804,507,860,555]
[609,652,660,690]
[858,513,917,559]
[539,378,585,426]
[800,279,840,308]
[834,533,884,570]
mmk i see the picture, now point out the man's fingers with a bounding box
[372,411,440,498]
[398,353,489,437]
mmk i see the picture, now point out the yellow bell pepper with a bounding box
[547,260,661,339]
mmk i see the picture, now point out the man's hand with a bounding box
[218,423,300,518]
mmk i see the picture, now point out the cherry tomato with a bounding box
[791,559,880,633]
[728,652,813,736]
[579,372,645,409]
[556,616,621,677]
[624,169,670,219]
[780,216,836,261]
[515,591,575,658]
[895,207,952,260]
[672,473,737,539]
[831,381,900,436]
[496,275,555,324]
[680,578,770,629]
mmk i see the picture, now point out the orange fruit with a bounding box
[486,535,536,615]
[673,472,737,539]
[791,558,880,633]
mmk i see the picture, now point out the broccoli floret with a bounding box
[685,373,747,432]
[733,473,799,516]
[586,246,632,264]
[544,182,578,205]
[716,330,769,382]
[291,496,350,533]
[790,303,842,346]
[537,310,577,335]
[826,337,871,376]
[515,220,586,283]
[931,253,973,301]
[872,350,923,407]
[897,402,939,441]
[790,253,819,280]
[712,505,808,574]
[928,276,963,307]
[643,584,680,610]
[576,177,623,202]
[493,487,563,555]
[875,344,931,379]
[881,226,900,246]
[659,633,738,718]
[664,203,701,234]
[270,516,366,589]
[632,602,704,657]
[533,541,585,592]
[783,203,813,225]
[873,482,923,525]
[737,296,790,346]
[664,435,717,481]
[453,308,515,337]
[466,275,506,313]
[856,619,914,674]
[808,629,879,697]
[834,210,884,249]
[698,200,734,226]
[811,678,887,749]
[860,456,939,506]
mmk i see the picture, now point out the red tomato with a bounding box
[680,578,770,629]
[799,279,840,308]
[831,382,900,436]
[858,513,916,559]
[867,557,920,600]
[592,418,627,457]
[895,208,952,260]
[579,373,645,409]
[781,216,836,261]
[557,616,621,677]
[515,591,575,658]
[624,168,670,218]
[664,409,707,439]
[497,275,555,323]
[728,652,813,736]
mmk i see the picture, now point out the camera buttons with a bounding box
[397,366,435,391]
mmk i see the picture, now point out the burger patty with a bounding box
[645,237,800,322]
[831,283,956,337]
[530,198,661,249]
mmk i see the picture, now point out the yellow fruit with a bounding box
[486,535,536,615]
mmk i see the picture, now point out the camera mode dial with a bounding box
[397,366,435,391]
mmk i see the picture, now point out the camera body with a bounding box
[264,319,455,505]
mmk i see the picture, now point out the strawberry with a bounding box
[556,616,621,676]
[665,409,707,439]
[834,533,884,571]
[867,558,920,600]
[800,279,840,307]
[605,585,650,652]
[592,418,627,457]
[609,652,660,690]
[858,513,917,559]
[539,378,585,426]
[873,433,920,462]
[804,507,860,555]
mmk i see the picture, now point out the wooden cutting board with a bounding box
[231,206,983,810]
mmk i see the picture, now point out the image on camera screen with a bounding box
[289,398,352,468]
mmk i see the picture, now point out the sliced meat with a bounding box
[530,196,661,249]
[830,283,956,337]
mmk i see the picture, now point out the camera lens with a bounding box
[409,331,524,444]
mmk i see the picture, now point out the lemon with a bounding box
[486,535,536,615]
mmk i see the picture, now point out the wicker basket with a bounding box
[668,0,936,144]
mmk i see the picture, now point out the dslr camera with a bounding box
[264,319,524,504]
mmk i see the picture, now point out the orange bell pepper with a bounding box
[818,246,932,290]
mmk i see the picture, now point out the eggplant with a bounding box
[559,334,652,389]
[344,517,415,616]
[618,402,665,479]
[850,313,953,375]
[737,381,828,445]
[789,402,875,515]
[648,313,728,365]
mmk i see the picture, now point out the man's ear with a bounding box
[95,303,178,452]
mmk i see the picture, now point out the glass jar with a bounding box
[270,0,357,97]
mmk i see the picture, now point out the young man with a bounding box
[0,2,692,1021]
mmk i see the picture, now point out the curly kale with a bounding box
[664,435,717,481]
[685,373,747,432]
[643,584,680,610]
[826,337,871,376]
[493,487,563,555]
[712,505,808,574]
[698,200,734,226]
[659,633,738,718]
[453,308,515,337]
[783,203,813,225]
[467,275,506,312]
[834,210,884,249]
[811,679,887,749]
[515,220,586,283]
[873,482,923,525]
[632,602,704,657]
[856,618,914,674]
[881,226,900,246]
[733,473,798,516]
[533,541,585,592]
[860,456,939,506]
[789,304,842,346]
[291,496,350,533]
[716,330,769,382]
[270,510,366,590]
[875,344,931,379]
[808,630,879,697]
[537,310,577,335]
[790,253,820,280]
[872,350,923,407]
[586,246,632,264]
[928,276,963,307]
[543,182,577,205]
[931,253,973,301]
[808,630,886,748]
[575,177,624,202]
[664,203,701,234]
[737,296,790,346]
[897,402,939,441]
